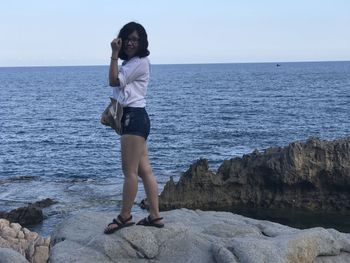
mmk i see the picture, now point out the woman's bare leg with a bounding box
[138,143,163,223]
[120,134,145,219]
[104,134,145,233]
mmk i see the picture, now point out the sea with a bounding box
[0,61,349,236]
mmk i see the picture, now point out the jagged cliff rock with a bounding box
[159,137,350,213]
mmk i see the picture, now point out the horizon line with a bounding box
[1,59,349,68]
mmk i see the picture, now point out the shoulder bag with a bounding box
[100,97,123,135]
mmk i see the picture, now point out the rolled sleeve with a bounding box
[117,58,148,88]
[118,67,127,88]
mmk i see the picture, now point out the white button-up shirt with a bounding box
[111,56,150,107]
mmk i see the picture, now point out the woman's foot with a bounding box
[136,215,164,228]
[104,214,135,234]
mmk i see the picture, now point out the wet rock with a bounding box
[2,206,43,226]
[31,198,58,209]
[0,198,57,226]
[0,176,38,185]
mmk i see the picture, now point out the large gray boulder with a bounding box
[49,209,350,263]
[0,247,28,263]
[159,137,350,213]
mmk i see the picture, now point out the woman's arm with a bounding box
[109,38,122,87]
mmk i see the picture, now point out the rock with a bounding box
[212,244,238,263]
[1,226,18,238]
[19,239,29,251]
[33,246,49,263]
[0,198,57,227]
[26,240,35,259]
[31,198,58,209]
[0,176,37,185]
[49,209,350,263]
[44,236,51,247]
[158,137,350,213]
[3,236,20,245]
[22,228,31,236]
[25,231,38,242]
[0,236,12,249]
[34,236,45,247]
[230,228,340,262]
[0,247,28,263]
[0,220,50,263]
[315,252,350,263]
[119,227,159,258]
[17,231,25,239]
[10,223,22,232]
[0,218,10,228]
[50,240,112,263]
[327,228,350,251]
[1,206,43,226]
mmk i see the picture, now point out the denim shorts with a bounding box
[121,107,150,140]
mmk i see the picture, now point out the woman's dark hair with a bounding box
[118,22,150,60]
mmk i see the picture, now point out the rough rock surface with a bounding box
[159,137,350,213]
[0,198,57,226]
[49,209,350,263]
[0,247,28,263]
[0,218,50,263]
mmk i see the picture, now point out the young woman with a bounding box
[104,22,164,234]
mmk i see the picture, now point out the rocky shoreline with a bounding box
[39,209,350,262]
[2,209,350,263]
[1,137,350,262]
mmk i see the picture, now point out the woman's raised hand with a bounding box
[111,38,122,53]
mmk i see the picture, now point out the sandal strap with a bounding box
[148,215,163,224]
[139,217,149,225]
[107,218,120,227]
[117,214,132,224]
[108,215,132,227]
[111,218,121,226]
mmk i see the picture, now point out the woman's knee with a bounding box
[138,167,153,179]
[122,167,139,178]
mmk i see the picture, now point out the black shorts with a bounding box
[121,107,150,140]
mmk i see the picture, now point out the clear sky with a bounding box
[1,0,350,66]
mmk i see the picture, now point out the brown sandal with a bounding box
[136,215,164,228]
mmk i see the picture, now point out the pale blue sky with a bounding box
[1,0,349,66]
